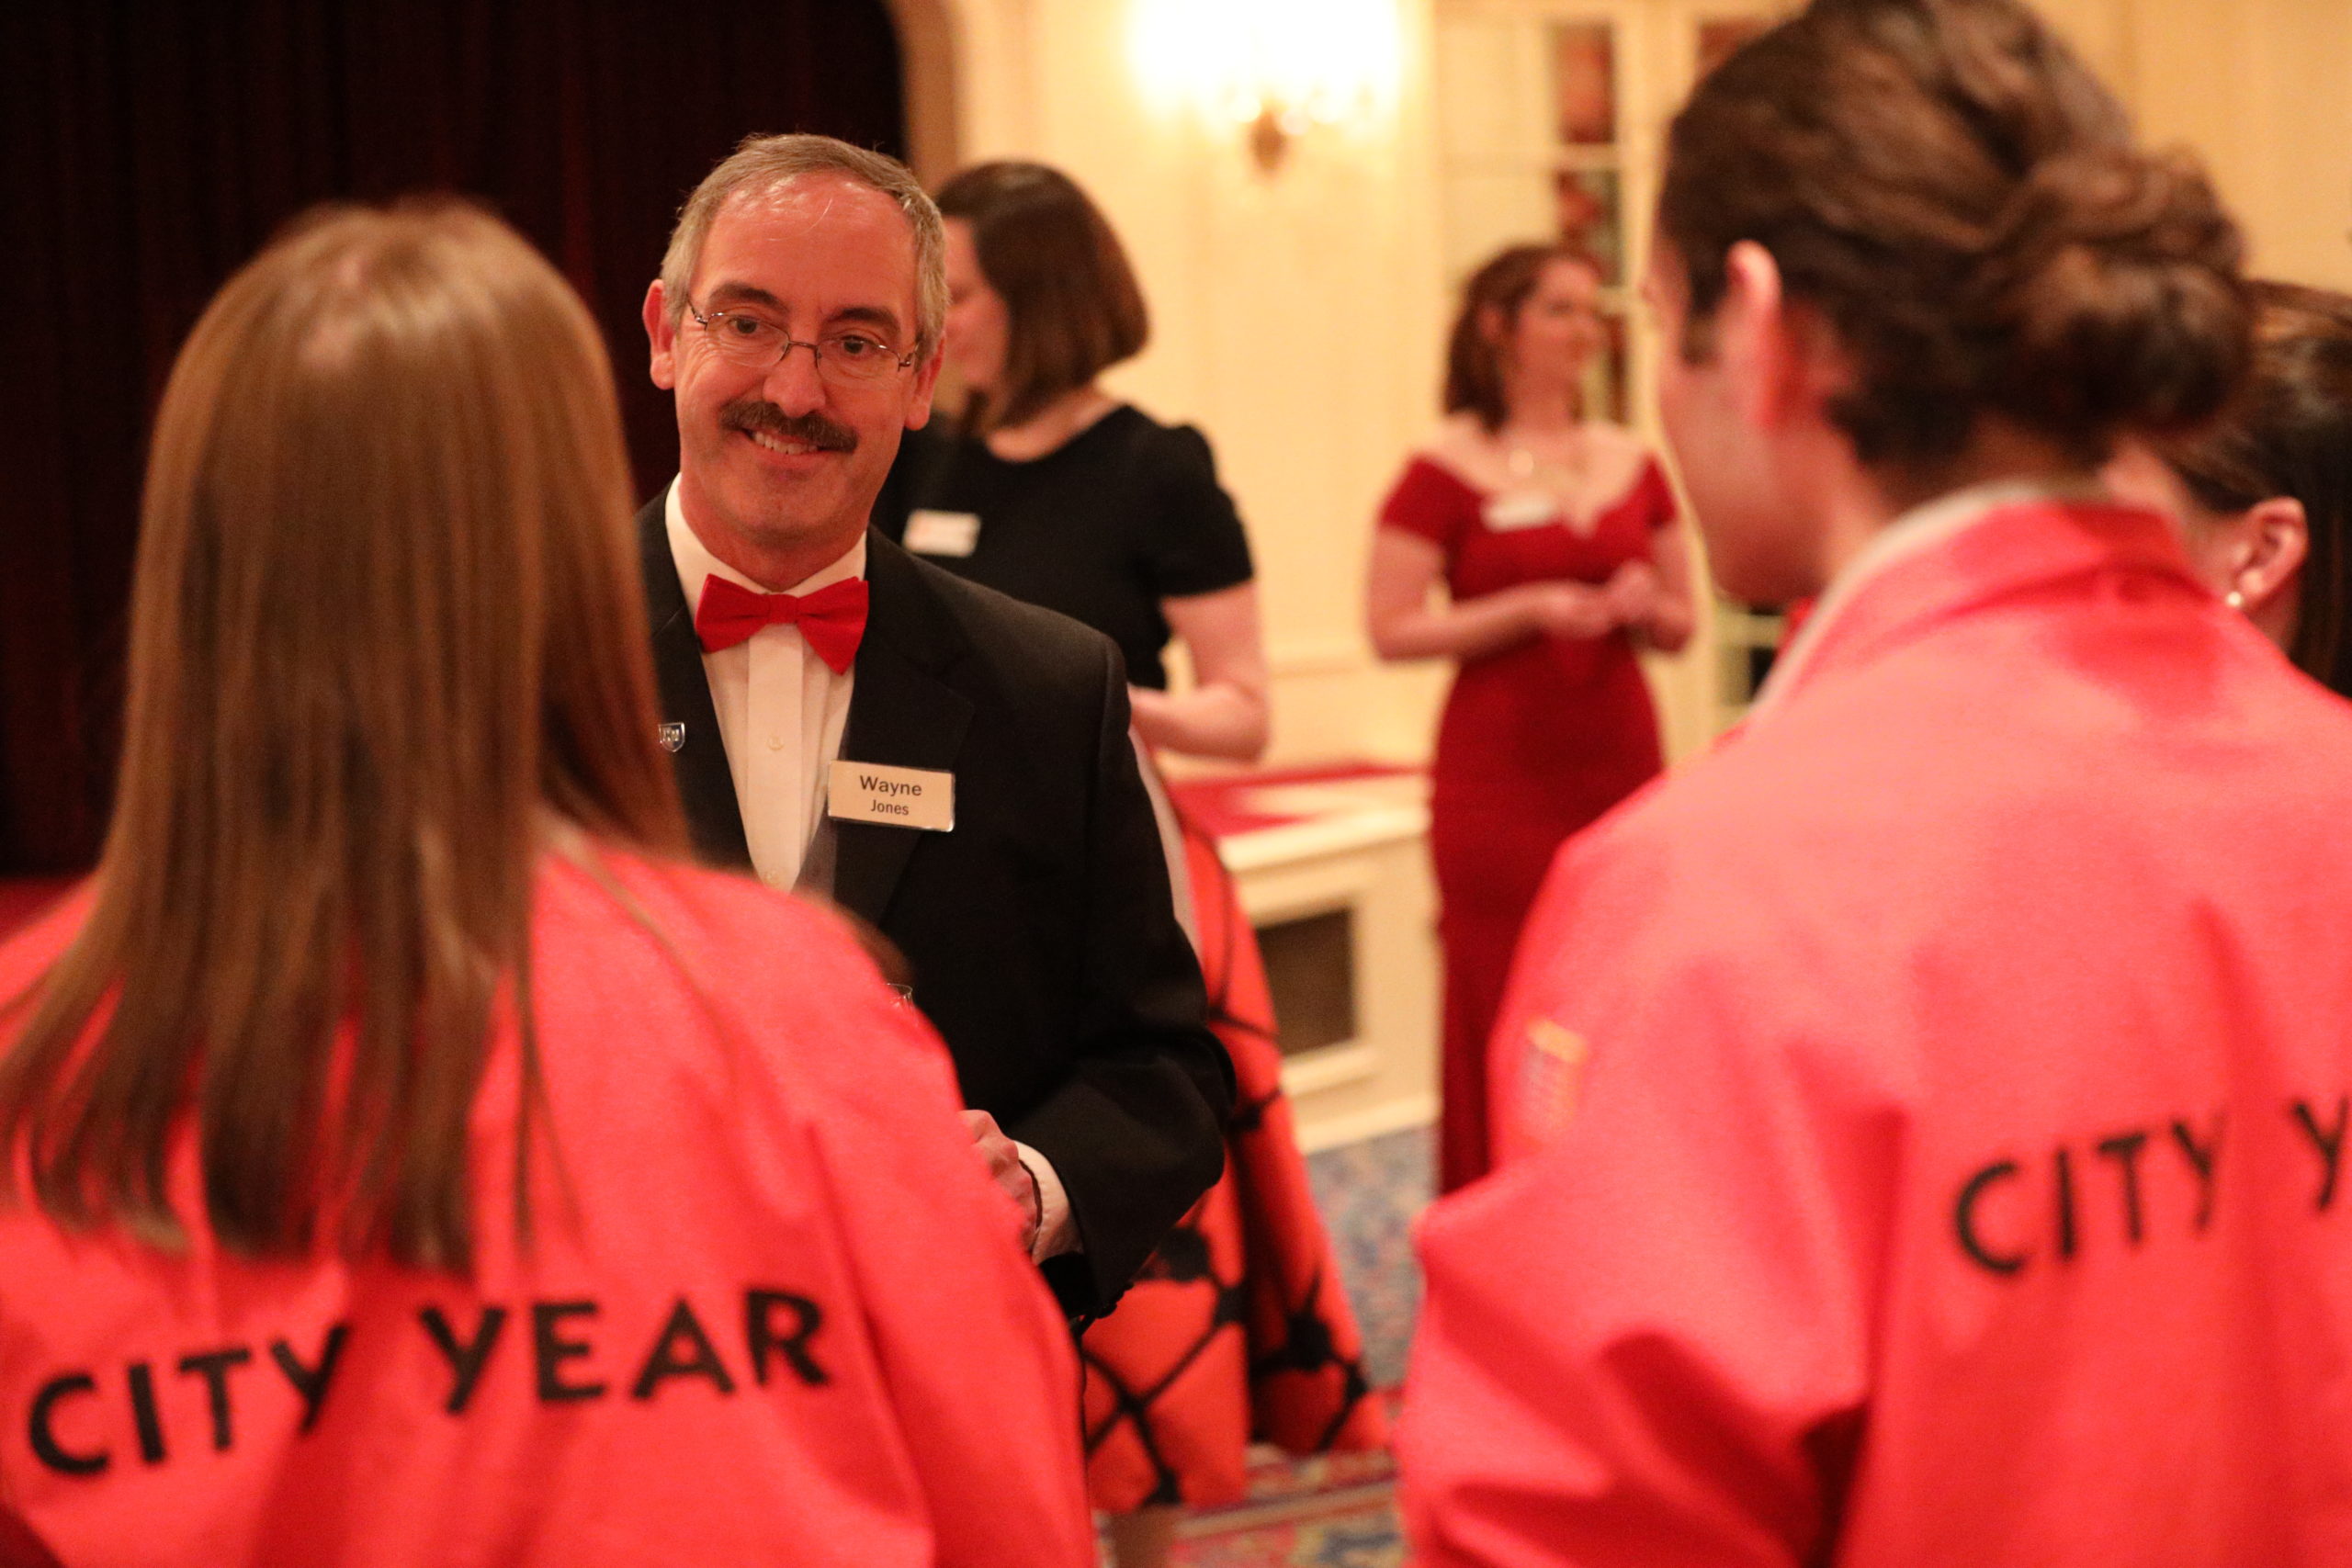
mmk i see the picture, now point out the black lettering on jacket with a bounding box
[2290,1097,2347,1212]
[2095,1131,2149,1246]
[1953,1160,2030,1276]
[745,1291,829,1387]
[28,1375,107,1476]
[2052,1145,2078,1260]
[269,1325,349,1434]
[177,1348,253,1452]
[420,1306,509,1415]
[631,1298,736,1400]
[125,1362,165,1465]
[2170,1115,2223,1231]
[532,1302,605,1403]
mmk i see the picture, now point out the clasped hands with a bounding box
[1521,559,1665,642]
[961,1109,1044,1254]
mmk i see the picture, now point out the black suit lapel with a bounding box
[636,493,753,870]
[831,532,974,925]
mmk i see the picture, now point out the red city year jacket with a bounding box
[0,850,1091,1568]
[1402,493,2352,1567]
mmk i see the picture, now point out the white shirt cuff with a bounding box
[1012,1141,1079,1261]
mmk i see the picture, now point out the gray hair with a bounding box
[659,134,946,356]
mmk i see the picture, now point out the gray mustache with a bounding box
[720,399,857,453]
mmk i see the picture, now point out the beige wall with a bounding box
[913,0,2352,773]
[2031,0,2352,292]
[2126,0,2352,293]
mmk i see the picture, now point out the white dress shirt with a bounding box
[664,479,859,891]
[663,479,1076,1262]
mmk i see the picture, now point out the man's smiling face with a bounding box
[647,173,940,585]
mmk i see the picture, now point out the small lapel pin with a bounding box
[658,722,686,753]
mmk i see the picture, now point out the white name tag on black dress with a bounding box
[904,509,981,557]
[828,761,956,831]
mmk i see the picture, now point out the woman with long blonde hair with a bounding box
[0,202,1089,1567]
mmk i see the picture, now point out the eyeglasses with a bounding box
[686,302,919,384]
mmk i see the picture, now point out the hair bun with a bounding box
[1980,145,2249,443]
[1660,0,2254,475]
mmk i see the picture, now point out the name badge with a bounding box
[904,509,981,558]
[828,761,956,831]
[1482,491,1561,532]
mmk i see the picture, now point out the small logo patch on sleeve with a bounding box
[1517,1019,1591,1142]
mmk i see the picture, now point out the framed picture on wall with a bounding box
[1550,20,1617,144]
[1551,165,1623,286]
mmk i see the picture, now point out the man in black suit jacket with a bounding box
[635,133,1228,1318]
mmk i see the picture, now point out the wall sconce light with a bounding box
[1227,86,1352,175]
[1134,0,1405,175]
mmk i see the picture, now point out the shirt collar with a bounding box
[663,476,867,613]
[1746,476,2151,728]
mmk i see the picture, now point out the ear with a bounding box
[1713,240,1810,431]
[2231,493,2309,615]
[643,280,678,391]
[905,344,945,431]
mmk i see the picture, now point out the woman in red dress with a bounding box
[1367,245,1695,1192]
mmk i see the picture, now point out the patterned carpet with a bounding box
[1158,1126,1432,1567]
[1301,1126,1430,1392]
[1171,1433,1405,1567]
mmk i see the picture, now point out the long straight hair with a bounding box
[0,202,685,1271]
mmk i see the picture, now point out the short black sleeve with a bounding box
[870,405,1256,691]
[1132,422,1255,600]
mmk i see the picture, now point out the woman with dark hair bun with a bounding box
[1365,243,1695,1197]
[1402,1,2352,1562]
[876,162,1384,1568]
[2107,280,2352,695]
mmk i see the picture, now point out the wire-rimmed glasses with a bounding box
[686,302,918,385]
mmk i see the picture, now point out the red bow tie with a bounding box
[693,575,870,671]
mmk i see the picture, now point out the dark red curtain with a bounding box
[0,0,906,874]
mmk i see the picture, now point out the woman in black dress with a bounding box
[876,162,1384,1568]
[876,160,1268,761]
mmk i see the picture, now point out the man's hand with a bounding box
[962,1109,1043,1252]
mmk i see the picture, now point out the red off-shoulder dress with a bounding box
[1378,446,1675,1192]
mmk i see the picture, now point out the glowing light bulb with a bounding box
[1132,0,1405,170]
